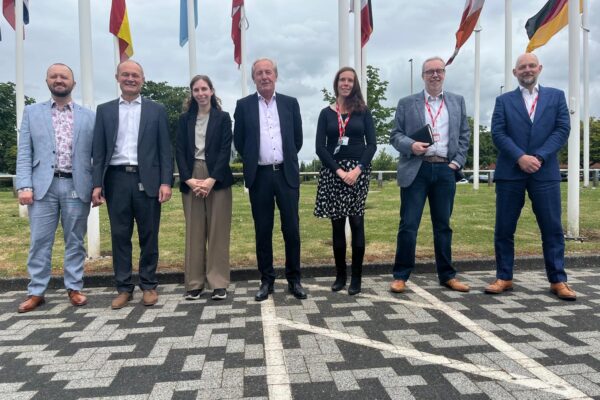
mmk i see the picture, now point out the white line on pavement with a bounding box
[261,296,293,400]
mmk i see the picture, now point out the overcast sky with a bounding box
[1,0,598,161]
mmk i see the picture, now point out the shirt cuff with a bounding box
[450,161,461,169]
[17,187,33,193]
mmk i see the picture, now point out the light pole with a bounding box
[500,85,504,94]
[409,58,414,94]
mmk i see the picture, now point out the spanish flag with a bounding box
[110,0,134,62]
[525,0,582,53]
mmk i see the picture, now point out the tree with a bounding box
[0,82,35,174]
[321,65,395,145]
[466,117,497,169]
[370,148,396,171]
[140,81,188,149]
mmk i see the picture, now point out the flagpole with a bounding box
[361,48,367,103]
[338,0,349,68]
[566,0,581,239]
[114,37,121,96]
[353,0,361,84]
[473,21,481,191]
[14,0,27,218]
[240,5,248,97]
[504,0,512,92]
[582,0,590,187]
[78,0,100,258]
[187,0,197,80]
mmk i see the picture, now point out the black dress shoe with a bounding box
[288,282,307,300]
[255,282,274,302]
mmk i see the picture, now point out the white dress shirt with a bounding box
[257,93,284,165]
[519,84,539,122]
[110,96,142,166]
[424,91,449,158]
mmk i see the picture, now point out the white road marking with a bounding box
[261,296,292,400]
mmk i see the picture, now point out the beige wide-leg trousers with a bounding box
[182,160,232,291]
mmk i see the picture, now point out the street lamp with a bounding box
[500,85,504,94]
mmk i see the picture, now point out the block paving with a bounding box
[0,268,599,399]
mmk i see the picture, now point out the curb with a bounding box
[1,254,597,292]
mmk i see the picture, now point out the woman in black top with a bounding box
[314,67,377,295]
[176,75,234,301]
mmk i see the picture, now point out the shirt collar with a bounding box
[519,84,539,95]
[257,92,276,103]
[119,95,142,105]
[424,90,444,102]
[51,99,73,110]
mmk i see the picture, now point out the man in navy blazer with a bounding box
[16,63,95,312]
[485,53,576,300]
[389,57,471,295]
[92,60,173,309]
[233,58,306,301]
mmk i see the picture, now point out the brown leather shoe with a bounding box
[484,279,513,294]
[111,292,133,309]
[444,278,470,292]
[390,279,406,293]
[142,289,158,306]
[67,290,88,307]
[18,295,45,313]
[550,282,577,301]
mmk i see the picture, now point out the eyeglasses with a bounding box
[424,69,446,76]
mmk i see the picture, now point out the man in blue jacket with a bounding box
[485,53,576,300]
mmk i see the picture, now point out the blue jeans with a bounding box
[393,162,457,283]
[27,177,90,296]
[494,179,567,283]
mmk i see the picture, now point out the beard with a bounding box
[49,85,72,98]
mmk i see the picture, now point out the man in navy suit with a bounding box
[92,60,173,309]
[485,53,576,300]
[16,63,95,312]
[233,58,306,301]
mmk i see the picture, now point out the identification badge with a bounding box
[432,130,441,143]
[338,136,349,146]
[138,182,145,192]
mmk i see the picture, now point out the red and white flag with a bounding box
[350,0,373,47]
[231,0,243,67]
[446,0,484,66]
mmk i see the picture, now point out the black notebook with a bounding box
[409,124,434,145]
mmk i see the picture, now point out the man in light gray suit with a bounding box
[389,56,471,294]
[16,63,95,313]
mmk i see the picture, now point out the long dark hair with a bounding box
[184,74,222,114]
[333,66,366,114]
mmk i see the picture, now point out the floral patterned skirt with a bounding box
[314,159,371,219]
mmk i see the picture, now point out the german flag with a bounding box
[110,0,134,62]
[525,0,582,53]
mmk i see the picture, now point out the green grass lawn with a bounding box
[0,182,598,278]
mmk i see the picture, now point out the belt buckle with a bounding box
[272,164,281,171]
[125,166,137,173]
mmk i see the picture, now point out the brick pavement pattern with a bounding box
[0,269,599,399]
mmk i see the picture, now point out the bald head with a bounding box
[513,53,543,91]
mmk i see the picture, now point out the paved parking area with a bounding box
[1,268,599,399]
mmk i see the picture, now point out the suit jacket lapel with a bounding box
[187,113,196,151]
[72,104,81,147]
[205,108,218,151]
[110,99,120,150]
[415,92,426,126]
[444,93,457,138]
[532,85,548,125]
[251,93,260,148]
[138,97,149,147]
[43,101,55,145]
[508,87,532,126]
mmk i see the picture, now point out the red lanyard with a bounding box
[425,96,444,128]
[528,95,539,118]
[335,103,351,138]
